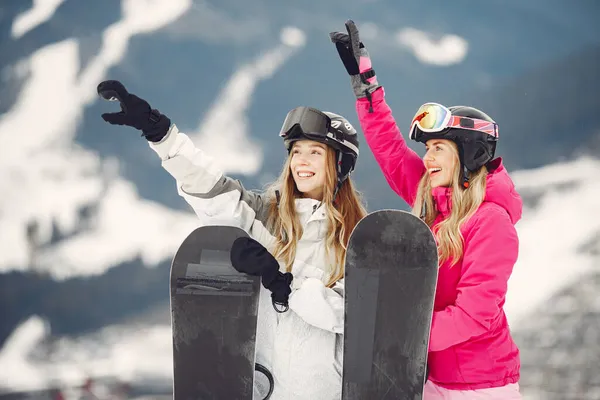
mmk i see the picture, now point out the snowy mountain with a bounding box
[0,0,599,398]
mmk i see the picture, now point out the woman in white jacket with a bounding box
[97,80,367,399]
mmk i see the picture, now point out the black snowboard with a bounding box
[342,210,439,400]
[169,225,261,400]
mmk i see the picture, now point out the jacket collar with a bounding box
[431,186,452,218]
[295,198,327,224]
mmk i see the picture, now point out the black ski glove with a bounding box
[329,20,381,111]
[97,80,171,142]
[230,237,293,313]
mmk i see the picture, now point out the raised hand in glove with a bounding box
[97,80,171,142]
[230,237,293,313]
[329,20,381,110]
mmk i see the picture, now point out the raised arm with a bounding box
[329,20,426,206]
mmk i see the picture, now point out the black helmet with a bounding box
[280,107,359,188]
[410,104,498,182]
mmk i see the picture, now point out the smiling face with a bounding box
[289,140,328,201]
[423,139,459,188]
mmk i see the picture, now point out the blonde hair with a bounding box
[265,146,367,287]
[412,142,488,266]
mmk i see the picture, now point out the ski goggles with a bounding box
[409,103,498,141]
[279,106,331,142]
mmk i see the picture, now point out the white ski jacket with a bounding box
[150,125,344,400]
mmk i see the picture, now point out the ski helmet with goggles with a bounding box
[409,103,499,186]
[279,106,359,195]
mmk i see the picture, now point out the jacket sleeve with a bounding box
[356,87,426,207]
[148,124,271,242]
[288,274,344,334]
[428,206,519,352]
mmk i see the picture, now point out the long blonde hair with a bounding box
[412,143,488,266]
[265,146,367,287]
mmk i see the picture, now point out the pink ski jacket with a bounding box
[356,88,522,390]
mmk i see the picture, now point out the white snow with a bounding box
[504,156,600,327]
[395,27,469,66]
[11,0,67,39]
[0,316,172,392]
[280,26,306,48]
[32,177,200,279]
[0,0,194,276]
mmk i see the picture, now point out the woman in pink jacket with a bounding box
[330,21,523,399]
